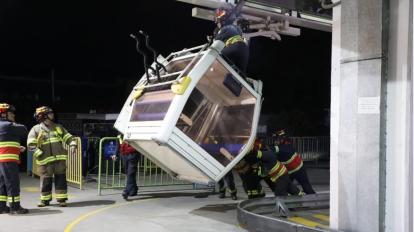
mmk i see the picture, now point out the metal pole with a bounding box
[98,138,103,195]
[51,68,55,103]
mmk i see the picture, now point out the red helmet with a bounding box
[0,103,16,119]
[215,6,236,25]
[34,106,53,122]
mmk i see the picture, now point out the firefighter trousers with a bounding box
[218,171,236,194]
[272,173,300,196]
[39,160,68,202]
[122,153,139,196]
[0,162,22,209]
[290,167,316,194]
[222,42,249,73]
[239,170,264,199]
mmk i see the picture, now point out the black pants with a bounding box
[122,153,139,195]
[218,171,236,194]
[239,170,264,199]
[272,174,300,196]
[290,167,316,194]
[0,162,21,209]
[39,161,68,202]
[222,42,249,73]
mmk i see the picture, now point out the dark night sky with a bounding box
[0,0,331,135]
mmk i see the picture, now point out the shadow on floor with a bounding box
[190,203,239,225]
[138,191,216,199]
[66,200,116,208]
[13,208,63,216]
[193,203,238,213]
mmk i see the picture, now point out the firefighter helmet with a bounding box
[34,106,53,122]
[215,6,236,25]
[0,103,16,118]
[252,137,262,151]
[274,129,286,137]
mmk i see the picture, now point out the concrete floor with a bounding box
[0,166,329,232]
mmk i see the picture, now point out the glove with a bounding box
[69,140,77,155]
[69,145,77,156]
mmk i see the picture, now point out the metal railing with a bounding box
[65,137,83,189]
[97,137,211,195]
[264,136,330,161]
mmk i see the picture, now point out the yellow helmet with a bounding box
[34,106,53,122]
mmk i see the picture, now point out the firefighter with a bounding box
[27,106,77,207]
[114,135,140,201]
[233,158,265,199]
[214,5,249,73]
[0,103,29,214]
[246,138,301,196]
[273,129,315,194]
[218,171,237,200]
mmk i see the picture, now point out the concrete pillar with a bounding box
[331,0,414,231]
[385,0,413,231]
[329,2,341,230]
[330,0,385,231]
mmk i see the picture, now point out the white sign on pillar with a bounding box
[357,97,380,114]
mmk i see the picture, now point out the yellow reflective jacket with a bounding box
[27,122,74,165]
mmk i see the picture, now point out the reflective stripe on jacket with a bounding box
[0,119,28,164]
[27,123,74,165]
[282,152,303,174]
[257,150,287,182]
[225,35,244,47]
[275,143,304,174]
[0,141,20,163]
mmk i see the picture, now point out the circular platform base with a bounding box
[237,197,329,232]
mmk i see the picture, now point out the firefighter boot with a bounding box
[0,202,10,214]
[231,192,238,200]
[122,192,129,201]
[58,199,67,207]
[219,191,226,199]
[10,202,29,215]
[37,200,50,207]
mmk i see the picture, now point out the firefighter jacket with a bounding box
[215,24,246,47]
[244,149,288,183]
[274,140,303,174]
[120,143,137,156]
[233,158,251,174]
[27,122,74,166]
[117,135,138,156]
[0,119,28,164]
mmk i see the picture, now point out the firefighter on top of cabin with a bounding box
[0,103,29,214]
[213,5,249,73]
[27,106,77,207]
[273,129,315,194]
